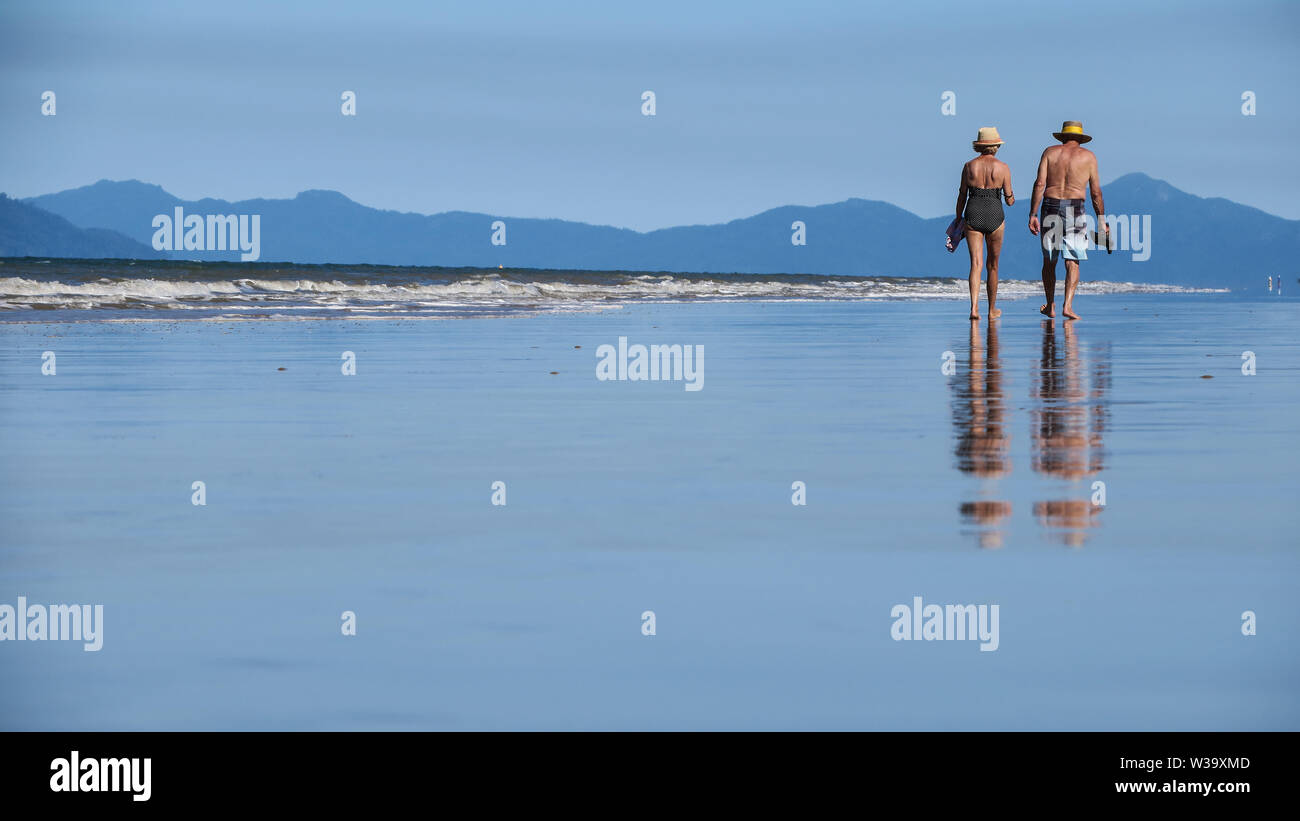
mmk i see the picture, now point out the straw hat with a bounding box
[972,126,1004,149]
[1053,120,1092,143]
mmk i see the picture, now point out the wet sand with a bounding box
[1,294,1297,729]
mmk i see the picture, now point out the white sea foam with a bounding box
[0,273,1226,318]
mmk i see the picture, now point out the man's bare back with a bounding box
[1040,142,1097,200]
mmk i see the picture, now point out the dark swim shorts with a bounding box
[1040,197,1088,262]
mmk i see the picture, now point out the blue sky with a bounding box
[2,0,1297,230]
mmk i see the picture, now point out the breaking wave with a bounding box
[0,259,1226,320]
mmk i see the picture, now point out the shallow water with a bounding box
[1,293,1296,729]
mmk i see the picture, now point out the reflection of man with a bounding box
[1031,321,1091,478]
[1030,321,1108,546]
[1028,121,1107,321]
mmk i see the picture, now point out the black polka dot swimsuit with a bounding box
[964,187,1004,234]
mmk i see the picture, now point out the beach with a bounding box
[1,291,1297,729]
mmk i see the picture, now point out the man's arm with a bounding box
[955,163,968,219]
[1028,149,1049,235]
[1088,152,1106,232]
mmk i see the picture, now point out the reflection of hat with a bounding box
[1053,120,1092,144]
[972,126,1004,149]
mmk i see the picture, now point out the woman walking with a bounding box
[955,127,1015,320]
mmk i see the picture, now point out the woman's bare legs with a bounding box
[985,223,1004,319]
[965,229,985,320]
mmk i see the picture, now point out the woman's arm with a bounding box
[1001,161,1015,205]
[955,164,968,218]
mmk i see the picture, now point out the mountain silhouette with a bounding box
[14,175,1297,288]
[0,193,164,260]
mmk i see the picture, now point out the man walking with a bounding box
[1028,121,1108,320]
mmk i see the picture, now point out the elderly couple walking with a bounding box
[950,120,1107,321]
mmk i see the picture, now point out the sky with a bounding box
[2,0,1298,230]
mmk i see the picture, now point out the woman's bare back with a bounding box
[964,155,1006,189]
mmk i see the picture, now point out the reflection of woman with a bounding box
[955,127,1015,321]
[954,320,1010,477]
[952,321,1011,547]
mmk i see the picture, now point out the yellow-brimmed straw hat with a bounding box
[1053,120,1092,143]
[972,126,1004,148]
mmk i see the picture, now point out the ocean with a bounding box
[0,258,1224,320]
[1,259,1296,729]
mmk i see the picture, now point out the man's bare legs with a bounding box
[965,229,985,320]
[1040,258,1056,318]
[985,224,1004,319]
[1062,260,1081,320]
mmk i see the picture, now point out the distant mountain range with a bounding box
[0,193,164,261]
[3,175,1295,288]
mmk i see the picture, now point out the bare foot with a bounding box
[1040,303,1055,318]
[1063,306,1080,320]
[970,312,980,321]
[989,307,1002,319]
